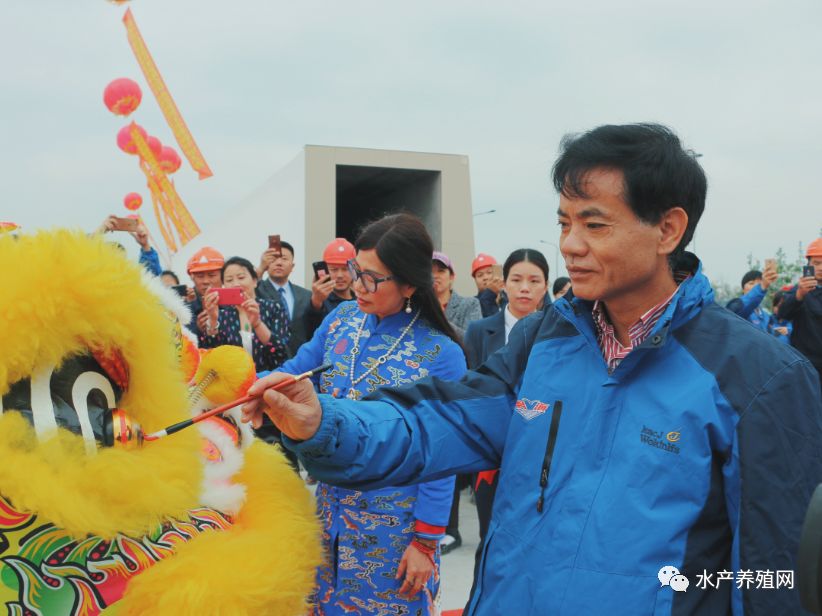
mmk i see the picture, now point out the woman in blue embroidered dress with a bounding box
[266,214,466,615]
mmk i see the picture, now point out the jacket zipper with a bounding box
[536,400,563,513]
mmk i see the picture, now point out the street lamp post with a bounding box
[539,240,560,277]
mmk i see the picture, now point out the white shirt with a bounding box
[504,305,520,343]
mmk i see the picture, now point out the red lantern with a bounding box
[104,78,142,116]
[159,146,182,174]
[124,192,143,211]
[146,136,162,161]
[117,123,147,155]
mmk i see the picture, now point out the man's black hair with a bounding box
[551,123,707,261]
[279,241,294,258]
[161,270,180,284]
[741,270,762,290]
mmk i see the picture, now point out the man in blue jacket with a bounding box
[726,267,778,332]
[243,124,822,615]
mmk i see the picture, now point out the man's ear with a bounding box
[658,207,689,256]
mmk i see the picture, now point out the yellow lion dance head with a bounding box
[0,230,320,615]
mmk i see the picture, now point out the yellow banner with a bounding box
[131,125,200,252]
[123,8,213,180]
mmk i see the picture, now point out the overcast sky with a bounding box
[2,0,821,286]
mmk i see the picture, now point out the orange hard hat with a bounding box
[806,238,822,258]
[187,247,225,274]
[471,253,498,276]
[323,238,356,265]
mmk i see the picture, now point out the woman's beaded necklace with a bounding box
[347,310,420,397]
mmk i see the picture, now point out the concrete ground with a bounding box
[439,487,480,612]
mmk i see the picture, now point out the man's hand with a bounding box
[773,326,789,337]
[196,310,210,332]
[761,262,778,290]
[311,275,334,309]
[257,248,279,278]
[95,215,118,235]
[796,276,818,301]
[488,275,505,295]
[396,542,434,599]
[241,372,322,441]
[130,224,150,250]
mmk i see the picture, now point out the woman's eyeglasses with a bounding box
[347,259,394,293]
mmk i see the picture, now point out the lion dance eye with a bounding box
[0,353,141,452]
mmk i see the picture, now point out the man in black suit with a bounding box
[256,241,312,357]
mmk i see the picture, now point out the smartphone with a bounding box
[268,234,281,255]
[111,216,139,232]
[491,264,503,279]
[803,264,816,278]
[213,287,244,306]
[171,284,188,298]
[312,260,329,281]
[764,258,777,271]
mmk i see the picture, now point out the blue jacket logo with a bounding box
[640,425,681,454]
[515,398,549,421]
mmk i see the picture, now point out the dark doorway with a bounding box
[335,165,442,245]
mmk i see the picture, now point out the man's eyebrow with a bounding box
[557,206,610,219]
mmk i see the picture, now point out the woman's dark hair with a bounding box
[222,256,258,281]
[503,249,549,282]
[552,123,707,263]
[161,270,180,284]
[355,213,461,347]
[552,276,571,297]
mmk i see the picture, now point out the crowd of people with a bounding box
[96,122,822,615]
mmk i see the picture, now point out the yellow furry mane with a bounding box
[0,230,202,536]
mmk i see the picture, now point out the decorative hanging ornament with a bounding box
[117,123,147,155]
[103,78,142,116]
[146,136,162,161]
[158,146,182,174]
[107,1,132,4]
[124,192,143,211]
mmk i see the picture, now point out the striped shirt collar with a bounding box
[592,271,690,373]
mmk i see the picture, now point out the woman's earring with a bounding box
[405,297,412,314]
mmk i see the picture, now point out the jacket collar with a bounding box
[555,252,713,343]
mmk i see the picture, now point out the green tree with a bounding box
[711,279,737,306]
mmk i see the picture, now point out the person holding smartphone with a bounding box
[777,238,822,387]
[199,256,290,373]
[725,260,778,332]
[94,214,161,276]
[305,238,356,337]
[471,254,505,317]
